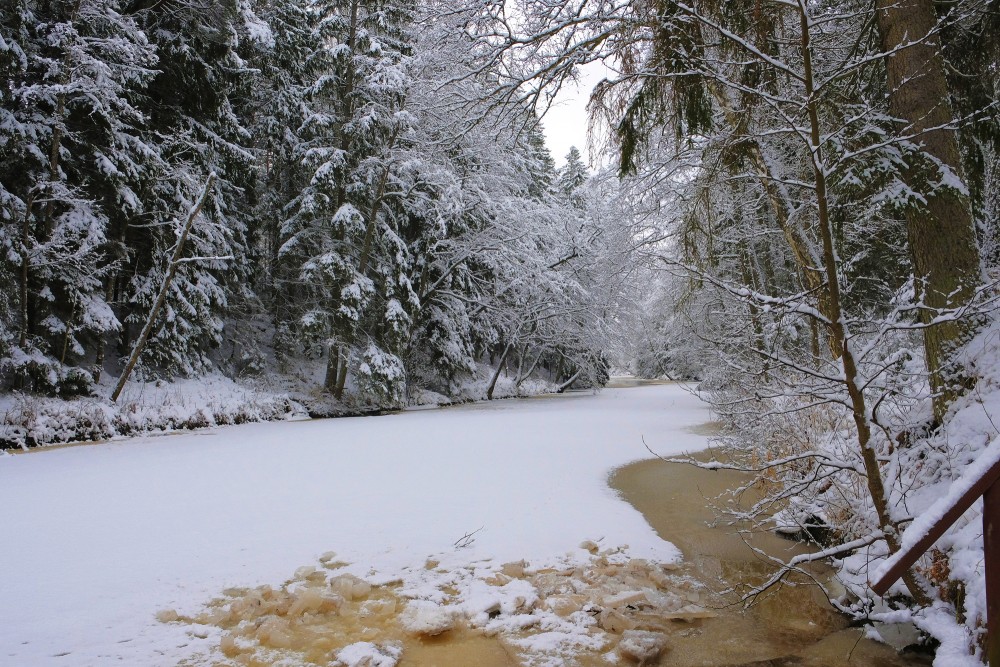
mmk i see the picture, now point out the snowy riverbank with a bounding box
[0,367,561,450]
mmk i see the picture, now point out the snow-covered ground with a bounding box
[0,382,711,667]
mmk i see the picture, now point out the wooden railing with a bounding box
[870,444,1000,665]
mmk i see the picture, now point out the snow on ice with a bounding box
[0,382,710,666]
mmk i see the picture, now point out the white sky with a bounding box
[541,62,613,169]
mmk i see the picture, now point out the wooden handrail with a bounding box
[870,442,1000,665]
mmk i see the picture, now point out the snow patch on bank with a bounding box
[837,318,1000,664]
[0,373,305,448]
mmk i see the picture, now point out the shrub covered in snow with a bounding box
[1,375,303,449]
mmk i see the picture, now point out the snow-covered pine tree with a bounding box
[0,0,159,394]
[558,146,588,195]
[279,0,417,403]
[241,0,319,311]
[391,15,509,394]
[119,0,268,377]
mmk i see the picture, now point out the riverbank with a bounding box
[0,366,564,450]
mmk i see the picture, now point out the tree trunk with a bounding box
[329,0,361,401]
[333,0,360,223]
[798,3,930,606]
[92,279,116,383]
[707,80,839,358]
[706,82,825,295]
[324,344,343,393]
[739,238,766,357]
[486,344,512,400]
[19,196,33,351]
[875,0,982,422]
[516,348,544,388]
[42,95,66,238]
[556,369,581,393]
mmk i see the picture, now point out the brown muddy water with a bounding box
[609,456,930,666]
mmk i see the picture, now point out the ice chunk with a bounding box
[501,560,526,578]
[293,565,326,583]
[544,594,586,617]
[398,601,456,637]
[288,587,325,617]
[618,629,669,664]
[598,608,635,633]
[220,634,239,657]
[255,617,291,647]
[485,573,512,587]
[602,591,646,608]
[330,574,372,600]
[155,609,179,623]
[648,569,673,589]
[334,641,402,667]
[661,605,716,621]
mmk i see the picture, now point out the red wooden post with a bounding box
[985,480,999,666]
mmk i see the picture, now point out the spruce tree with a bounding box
[279,0,417,402]
[242,0,319,313]
[0,0,159,393]
[558,146,588,195]
[121,0,265,377]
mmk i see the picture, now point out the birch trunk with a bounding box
[111,174,216,402]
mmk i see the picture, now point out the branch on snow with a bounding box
[740,532,884,607]
[172,254,234,265]
[642,438,864,476]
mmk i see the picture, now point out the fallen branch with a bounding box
[111,173,216,402]
[454,526,484,549]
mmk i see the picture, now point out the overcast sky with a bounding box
[541,62,612,169]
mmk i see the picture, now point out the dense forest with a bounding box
[0,0,634,412]
[3,0,1000,662]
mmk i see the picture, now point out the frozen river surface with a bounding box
[0,383,711,666]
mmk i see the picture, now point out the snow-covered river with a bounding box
[1,383,711,666]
